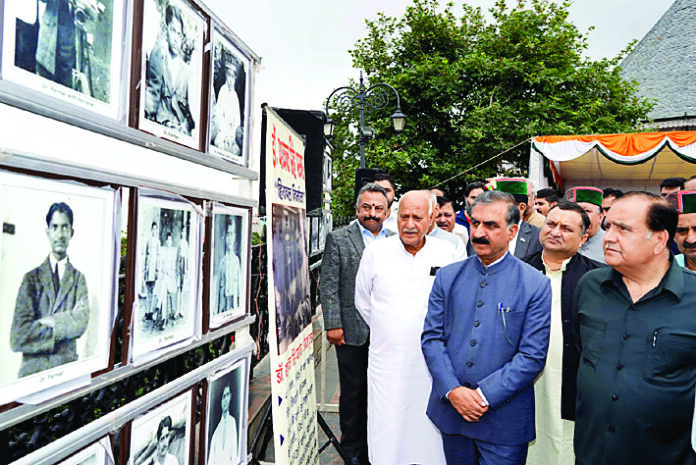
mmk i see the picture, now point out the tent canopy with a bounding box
[530,131,696,190]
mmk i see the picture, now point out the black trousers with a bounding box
[335,341,369,460]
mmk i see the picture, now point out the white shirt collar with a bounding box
[48,254,68,280]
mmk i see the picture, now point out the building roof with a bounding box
[620,0,696,120]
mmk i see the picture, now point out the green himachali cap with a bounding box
[678,189,696,214]
[570,187,603,207]
[495,178,528,196]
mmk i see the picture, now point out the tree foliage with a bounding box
[328,0,653,217]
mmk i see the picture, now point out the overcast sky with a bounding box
[206,0,674,110]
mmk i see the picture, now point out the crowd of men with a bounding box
[320,172,696,465]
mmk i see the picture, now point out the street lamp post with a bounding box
[324,71,406,169]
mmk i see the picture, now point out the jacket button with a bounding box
[470,340,477,347]
[608,426,616,432]
[466,361,474,367]
[473,321,480,327]
[623,333,629,340]
[476,300,483,307]
[464,382,471,388]
[611,394,619,401]
[616,364,623,370]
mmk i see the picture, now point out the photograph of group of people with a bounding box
[1,0,126,117]
[131,195,200,362]
[0,0,253,165]
[271,204,312,355]
[0,170,118,405]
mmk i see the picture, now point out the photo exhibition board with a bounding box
[263,106,319,465]
[0,170,118,405]
[0,0,127,119]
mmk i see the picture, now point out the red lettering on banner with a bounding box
[271,124,305,180]
[275,364,284,383]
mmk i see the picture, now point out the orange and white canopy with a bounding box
[529,131,696,189]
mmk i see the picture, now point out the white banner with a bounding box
[264,106,319,465]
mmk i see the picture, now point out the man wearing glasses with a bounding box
[320,183,393,465]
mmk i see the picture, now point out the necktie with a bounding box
[53,263,60,292]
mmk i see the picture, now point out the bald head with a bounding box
[398,190,434,254]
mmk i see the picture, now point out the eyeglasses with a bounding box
[359,203,385,213]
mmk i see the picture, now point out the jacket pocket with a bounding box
[642,331,696,385]
[579,313,607,367]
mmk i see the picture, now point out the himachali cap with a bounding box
[677,190,696,214]
[495,178,528,196]
[569,186,603,207]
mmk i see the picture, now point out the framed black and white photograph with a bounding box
[202,356,249,465]
[0,0,127,119]
[129,389,193,465]
[0,171,118,405]
[57,436,114,465]
[209,205,249,329]
[271,204,311,355]
[138,0,206,149]
[130,192,201,363]
[207,26,251,166]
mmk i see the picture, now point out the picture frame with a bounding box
[128,190,202,364]
[126,388,194,465]
[207,204,250,330]
[57,436,114,465]
[0,170,118,405]
[207,25,252,167]
[0,0,128,119]
[201,355,250,465]
[136,0,206,149]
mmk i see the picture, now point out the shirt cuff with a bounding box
[477,388,489,406]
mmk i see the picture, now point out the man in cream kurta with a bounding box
[355,190,459,465]
[524,202,604,465]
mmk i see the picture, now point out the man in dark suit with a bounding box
[422,190,551,464]
[11,202,90,378]
[524,201,604,464]
[320,183,392,465]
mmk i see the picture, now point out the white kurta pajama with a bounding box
[526,257,574,465]
[355,235,458,465]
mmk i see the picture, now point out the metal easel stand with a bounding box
[248,404,349,463]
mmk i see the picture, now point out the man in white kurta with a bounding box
[355,190,459,465]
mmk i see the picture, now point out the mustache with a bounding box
[471,236,490,245]
[363,216,379,222]
[683,241,696,249]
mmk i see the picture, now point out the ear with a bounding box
[653,229,670,255]
[579,232,589,246]
[507,223,519,241]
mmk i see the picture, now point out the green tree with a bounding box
[328,0,653,217]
